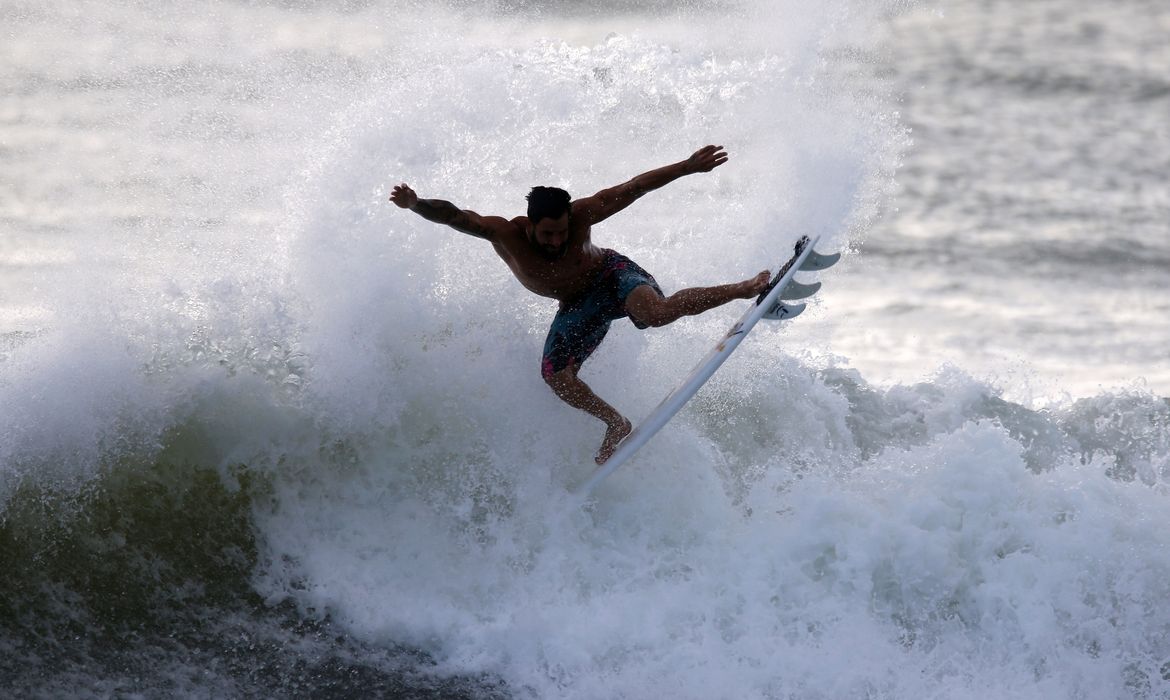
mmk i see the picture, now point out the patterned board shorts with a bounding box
[540,249,664,379]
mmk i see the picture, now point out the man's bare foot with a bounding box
[738,270,771,298]
[595,417,633,465]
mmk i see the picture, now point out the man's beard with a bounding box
[534,240,568,261]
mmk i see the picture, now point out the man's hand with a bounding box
[684,145,729,174]
[389,183,418,209]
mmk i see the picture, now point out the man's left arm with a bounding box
[574,145,728,225]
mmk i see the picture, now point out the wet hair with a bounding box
[526,186,572,225]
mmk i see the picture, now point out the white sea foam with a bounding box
[251,366,1170,698]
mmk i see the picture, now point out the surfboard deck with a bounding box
[574,234,838,495]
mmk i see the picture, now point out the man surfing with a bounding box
[390,145,769,464]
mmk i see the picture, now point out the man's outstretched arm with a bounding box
[574,145,728,226]
[389,183,503,241]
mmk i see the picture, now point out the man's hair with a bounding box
[526,186,572,224]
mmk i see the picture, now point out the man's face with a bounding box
[530,213,570,261]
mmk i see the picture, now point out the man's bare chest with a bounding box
[498,238,604,301]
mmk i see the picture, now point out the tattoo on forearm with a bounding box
[412,199,490,239]
[412,199,460,224]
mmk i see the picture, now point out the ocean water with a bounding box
[2,0,1169,698]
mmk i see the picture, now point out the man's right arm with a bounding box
[571,145,728,227]
[390,183,502,241]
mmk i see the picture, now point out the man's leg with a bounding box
[625,270,771,328]
[544,363,632,465]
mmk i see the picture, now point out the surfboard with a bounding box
[575,234,839,495]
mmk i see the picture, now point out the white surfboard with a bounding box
[575,234,839,495]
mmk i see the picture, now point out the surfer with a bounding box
[390,145,770,464]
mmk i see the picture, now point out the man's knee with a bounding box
[636,299,678,327]
[626,287,674,328]
[643,304,675,328]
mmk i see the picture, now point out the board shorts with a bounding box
[541,249,664,379]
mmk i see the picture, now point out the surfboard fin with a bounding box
[800,250,841,271]
[762,302,806,321]
[779,280,821,300]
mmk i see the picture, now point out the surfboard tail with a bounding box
[754,236,808,305]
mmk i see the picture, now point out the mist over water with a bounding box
[3,0,1170,697]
